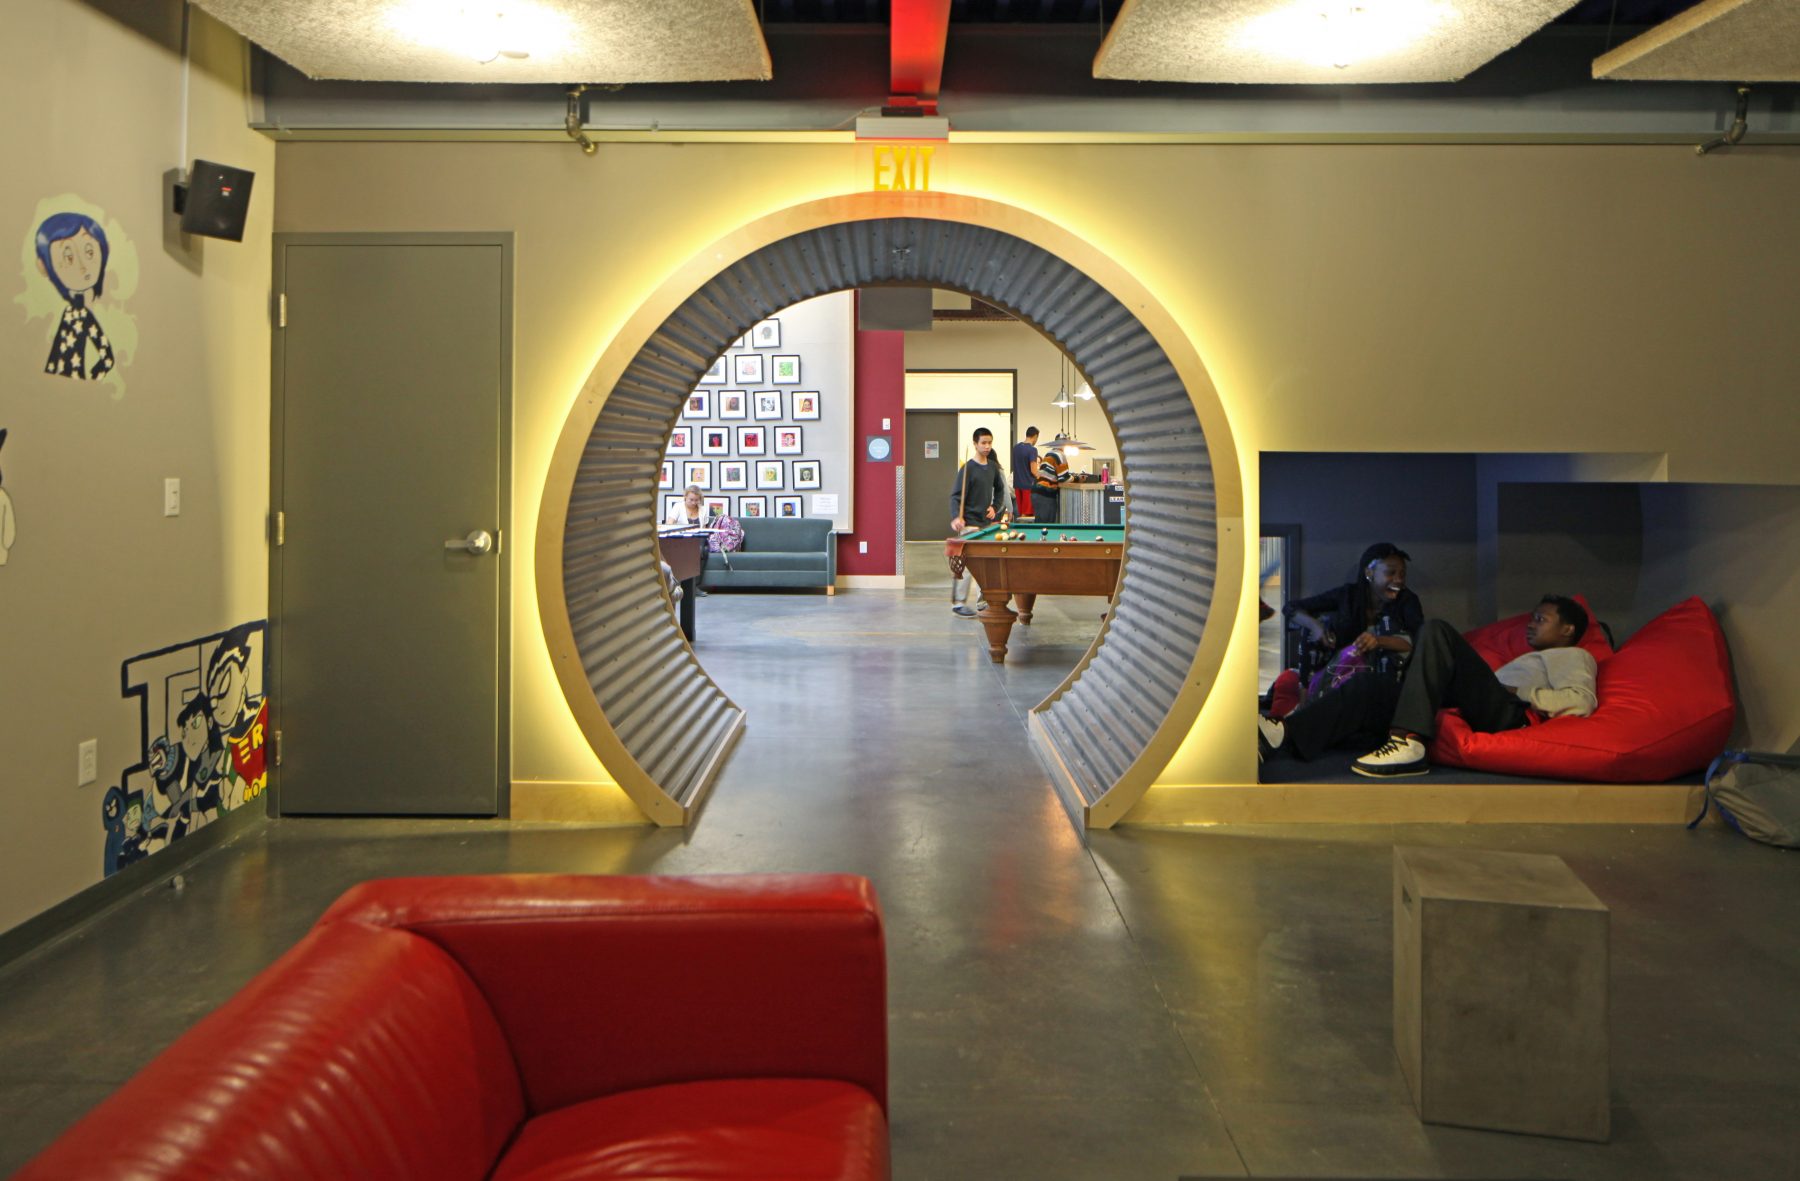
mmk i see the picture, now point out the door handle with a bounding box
[445,529,495,556]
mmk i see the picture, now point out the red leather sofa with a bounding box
[17,874,889,1180]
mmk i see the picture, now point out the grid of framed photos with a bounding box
[661,313,831,519]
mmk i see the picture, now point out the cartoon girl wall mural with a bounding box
[0,428,13,565]
[16,195,138,395]
[35,213,115,378]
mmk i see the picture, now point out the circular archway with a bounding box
[538,192,1242,828]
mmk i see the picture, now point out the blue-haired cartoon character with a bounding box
[34,212,116,380]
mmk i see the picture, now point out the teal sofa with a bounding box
[701,517,837,592]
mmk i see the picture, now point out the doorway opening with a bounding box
[538,197,1241,830]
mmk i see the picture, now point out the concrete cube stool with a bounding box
[1393,845,1610,1142]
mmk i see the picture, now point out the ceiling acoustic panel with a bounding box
[1594,0,1800,81]
[193,0,771,84]
[1093,0,1580,84]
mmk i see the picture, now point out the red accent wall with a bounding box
[838,318,906,577]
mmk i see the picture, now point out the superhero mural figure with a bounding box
[103,621,268,876]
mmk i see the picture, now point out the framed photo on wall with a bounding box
[683,390,710,420]
[666,426,693,456]
[718,390,747,419]
[699,357,727,385]
[682,460,712,490]
[755,460,785,490]
[662,494,686,521]
[770,355,801,385]
[733,353,765,384]
[791,390,820,420]
[704,495,731,519]
[792,459,821,490]
[735,331,751,349]
[719,460,749,490]
[700,427,730,456]
[735,425,766,455]
[752,319,781,348]
[737,495,768,519]
[752,390,782,421]
[659,460,674,490]
[774,495,803,518]
[774,426,804,455]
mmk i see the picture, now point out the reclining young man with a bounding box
[1352,594,1598,778]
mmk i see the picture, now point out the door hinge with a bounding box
[274,730,283,767]
[273,510,285,546]
[277,292,287,328]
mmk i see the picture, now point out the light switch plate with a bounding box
[78,739,98,786]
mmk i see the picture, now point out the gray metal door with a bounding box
[271,236,510,815]
[905,411,960,540]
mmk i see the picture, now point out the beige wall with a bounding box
[270,137,1800,806]
[0,2,273,934]
[903,318,1122,474]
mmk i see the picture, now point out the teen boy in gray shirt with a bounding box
[948,426,1008,618]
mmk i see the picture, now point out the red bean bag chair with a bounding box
[1430,596,1734,782]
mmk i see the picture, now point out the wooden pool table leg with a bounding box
[976,597,1018,663]
[1013,592,1037,625]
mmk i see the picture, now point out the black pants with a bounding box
[1390,619,1528,740]
[1033,487,1059,523]
[1282,671,1402,761]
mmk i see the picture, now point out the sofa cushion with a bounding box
[724,551,830,572]
[740,517,832,553]
[1431,597,1734,782]
[13,922,524,1181]
[490,1079,888,1181]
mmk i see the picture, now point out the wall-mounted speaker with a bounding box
[174,160,256,242]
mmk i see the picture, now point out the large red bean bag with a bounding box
[1429,596,1734,782]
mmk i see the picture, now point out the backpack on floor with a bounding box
[1689,750,1800,848]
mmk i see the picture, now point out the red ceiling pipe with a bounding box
[889,0,951,114]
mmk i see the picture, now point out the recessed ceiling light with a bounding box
[1233,1,1456,71]
[386,1,568,64]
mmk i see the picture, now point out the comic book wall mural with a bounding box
[0,428,13,565]
[103,622,269,877]
[15,195,139,396]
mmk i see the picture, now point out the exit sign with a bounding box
[870,144,935,192]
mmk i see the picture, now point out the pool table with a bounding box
[944,522,1127,662]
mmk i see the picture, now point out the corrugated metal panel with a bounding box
[561,218,1217,822]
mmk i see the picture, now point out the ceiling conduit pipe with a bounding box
[566,85,597,155]
[1695,85,1750,156]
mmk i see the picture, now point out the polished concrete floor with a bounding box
[2,588,1797,1179]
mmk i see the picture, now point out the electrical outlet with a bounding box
[882,418,891,430]
[78,739,98,786]
[858,540,868,553]
[164,478,181,517]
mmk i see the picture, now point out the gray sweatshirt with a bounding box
[949,457,1008,525]
[1496,647,1599,718]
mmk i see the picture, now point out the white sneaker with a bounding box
[1256,715,1284,760]
[1352,735,1429,778]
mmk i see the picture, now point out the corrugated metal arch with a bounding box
[539,195,1240,828]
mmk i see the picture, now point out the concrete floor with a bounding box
[2,588,1797,1179]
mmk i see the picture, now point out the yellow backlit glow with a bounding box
[385,1,568,62]
[1233,1,1456,70]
